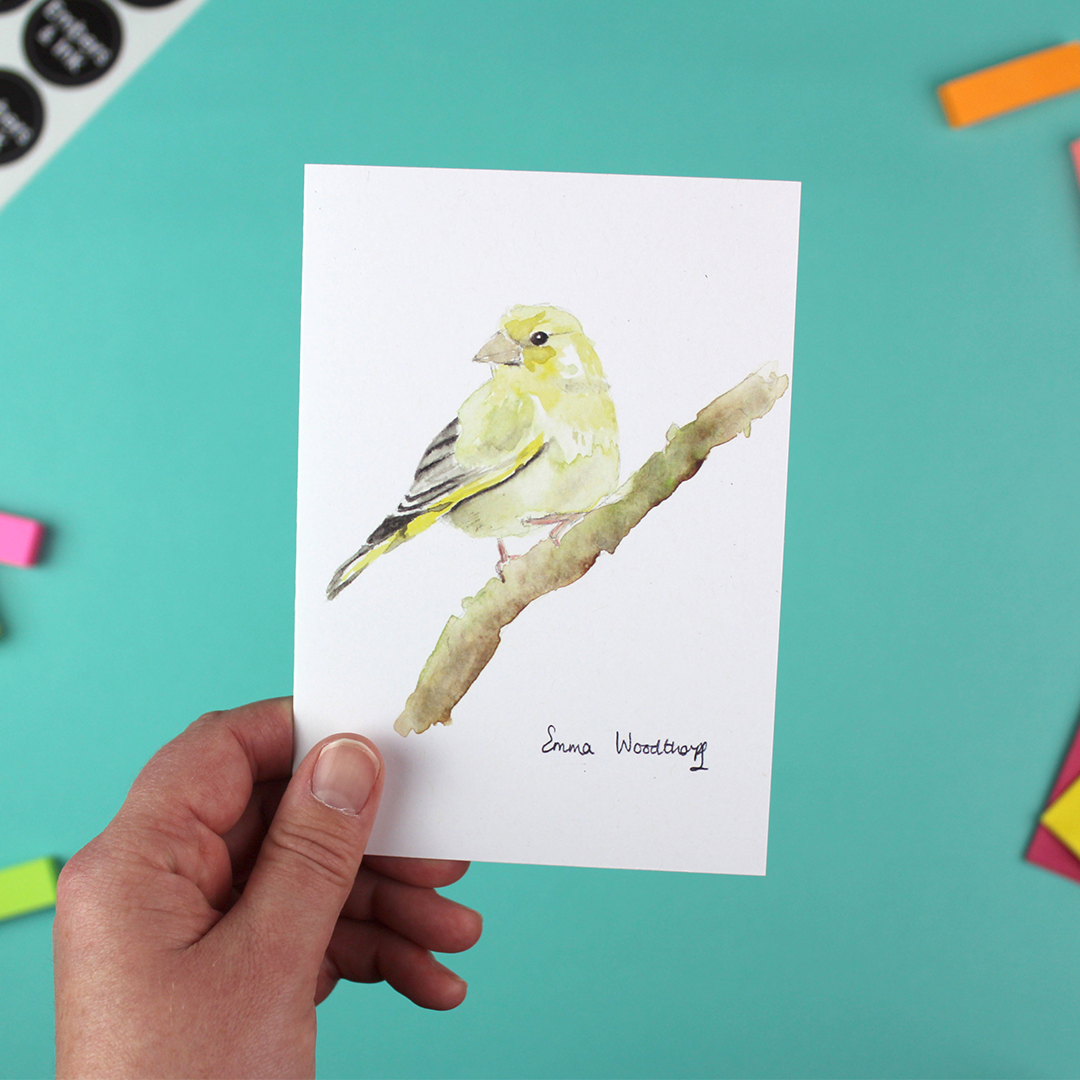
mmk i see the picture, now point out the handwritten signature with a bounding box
[541,725,707,772]
[617,731,708,772]
[541,725,595,756]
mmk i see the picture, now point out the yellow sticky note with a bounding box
[0,857,59,922]
[1041,778,1080,860]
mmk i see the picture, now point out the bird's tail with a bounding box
[326,533,406,599]
[326,506,446,599]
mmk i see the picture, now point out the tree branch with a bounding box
[394,364,790,736]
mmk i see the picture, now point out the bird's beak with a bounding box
[473,330,523,366]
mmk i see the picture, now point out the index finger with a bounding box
[119,697,294,842]
[362,856,471,889]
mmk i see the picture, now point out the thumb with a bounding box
[231,734,384,979]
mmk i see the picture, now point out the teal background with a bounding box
[3,1,1080,1076]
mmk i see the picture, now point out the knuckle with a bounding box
[54,850,92,912]
[266,817,359,891]
[190,709,225,732]
[54,840,121,922]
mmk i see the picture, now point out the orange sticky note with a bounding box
[938,42,1080,128]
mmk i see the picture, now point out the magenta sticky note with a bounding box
[1027,720,1080,884]
[1072,138,1080,189]
[0,512,45,567]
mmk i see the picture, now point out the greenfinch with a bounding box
[327,304,619,598]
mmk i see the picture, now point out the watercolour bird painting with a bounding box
[293,164,800,875]
[327,304,619,597]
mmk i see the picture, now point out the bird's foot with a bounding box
[496,539,521,582]
[524,512,585,547]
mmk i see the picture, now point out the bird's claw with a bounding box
[496,540,521,582]
[523,512,585,546]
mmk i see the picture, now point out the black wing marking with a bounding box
[364,418,483,544]
[398,418,468,508]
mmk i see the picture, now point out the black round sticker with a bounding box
[0,0,32,12]
[0,70,44,166]
[24,0,121,86]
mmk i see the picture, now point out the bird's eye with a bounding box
[530,331,549,346]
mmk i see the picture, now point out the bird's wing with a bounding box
[398,417,487,515]
[326,417,544,598]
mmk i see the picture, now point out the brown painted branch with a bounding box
[394,364,790,736]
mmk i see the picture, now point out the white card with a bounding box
[294,164,800,875]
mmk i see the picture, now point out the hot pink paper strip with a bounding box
[1072,138,1080,191]
[0,511,44,567]
[1027,720,1080,883]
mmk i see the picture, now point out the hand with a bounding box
[53,698,482,1079]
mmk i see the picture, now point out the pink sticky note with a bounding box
[1072,138,1080,190]
[0,512,45,567]
[1027,720,1080,884]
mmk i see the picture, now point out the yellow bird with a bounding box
[327,304,619,599]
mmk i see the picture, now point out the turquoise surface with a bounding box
[4,2,1080,1076]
